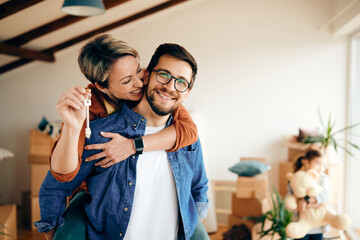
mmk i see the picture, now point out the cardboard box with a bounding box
[240,157,266,163]
[231,193,270,217]
[0,204,17,240]
[28,154,50,164]
[278,161,293,198]
[29,129,56,156]
[285,139,319,162]
[212,181,237,226]
[31,163,49,195]
[228,214,256,232]
[236,173,269,199]
[21,192,40,231]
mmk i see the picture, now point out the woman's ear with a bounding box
[143,70,150,85]
[301,158,309,170]
[95,82,107,94]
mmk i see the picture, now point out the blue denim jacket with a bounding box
[34,104,209,240]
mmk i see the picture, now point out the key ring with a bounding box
[84,91,92,139]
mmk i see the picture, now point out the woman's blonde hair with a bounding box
[78,34,139,87]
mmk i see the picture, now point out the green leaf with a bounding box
[349,142,360,150]
[0,224,10,236]
[318,107,326,132]
[332,139,338,151]
[332,122,360,136]
[327,112,332,136]
[0,223,10,234]
[253,186,292,240]
[336,144,353,156]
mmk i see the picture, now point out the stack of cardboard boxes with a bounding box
[228,158,270,234]
[279,139,344,211]
[22,129,56,230]
[0,204,17,240]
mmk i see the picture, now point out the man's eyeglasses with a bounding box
[153,70,190,92]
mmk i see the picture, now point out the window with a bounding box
[347,32,360,228]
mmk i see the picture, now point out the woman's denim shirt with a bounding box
[34,104,209,240]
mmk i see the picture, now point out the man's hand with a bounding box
[44,229,55,240]
[84,132,136,168]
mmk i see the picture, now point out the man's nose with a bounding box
[162,78,176,92]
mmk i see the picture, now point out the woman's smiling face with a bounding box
[105,55,144,102]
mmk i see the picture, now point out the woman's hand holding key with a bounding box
[56,86,91,130]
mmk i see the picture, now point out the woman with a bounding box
[50,34,197,181]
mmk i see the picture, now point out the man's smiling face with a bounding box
[145,54,192,116]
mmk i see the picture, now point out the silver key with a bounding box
[84,92,91,139]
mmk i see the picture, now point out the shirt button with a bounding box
[141,118,145,122]
[132,155,135,159]
[133,123,137,127]
[120,232,123,237]
[129,181,133,186]
[124,207,128,211]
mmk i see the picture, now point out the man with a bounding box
[35,43,209,240]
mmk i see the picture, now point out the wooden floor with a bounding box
[17,223,228,240]
[16,222,360,240]
[18,227,45,240]
[209,225,229,240]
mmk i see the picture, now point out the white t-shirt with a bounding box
[124,125,179,240]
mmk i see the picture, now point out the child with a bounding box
[290,150,330,240]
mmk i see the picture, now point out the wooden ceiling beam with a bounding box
[0,0,188,75]
[3,0,130,47]
[0,43,55,62]
[49,0,188,53]
[0,59,32,74]
[0,0,44,20]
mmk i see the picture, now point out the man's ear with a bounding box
[183,89,190,98]
[95,82,107,94]
[143,70,150,85]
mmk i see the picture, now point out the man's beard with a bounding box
[146,86,180,116]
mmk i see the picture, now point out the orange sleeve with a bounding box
[49,121,86,182]
[168,105,198,152]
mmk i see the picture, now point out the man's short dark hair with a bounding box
[146,43,198,90]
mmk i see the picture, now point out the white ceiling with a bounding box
[0,0,173,69]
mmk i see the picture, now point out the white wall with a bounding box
[0,0,348,205]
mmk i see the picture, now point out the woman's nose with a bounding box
[134,76,144,88]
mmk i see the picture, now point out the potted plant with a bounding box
[302,108,360,156]
[0,223,10,237]
[248,187,292,240]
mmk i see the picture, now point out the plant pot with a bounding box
[320,146,339,165]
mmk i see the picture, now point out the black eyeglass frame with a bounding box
[152,69,191,93]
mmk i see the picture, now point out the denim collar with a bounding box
[121,103,173,130]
